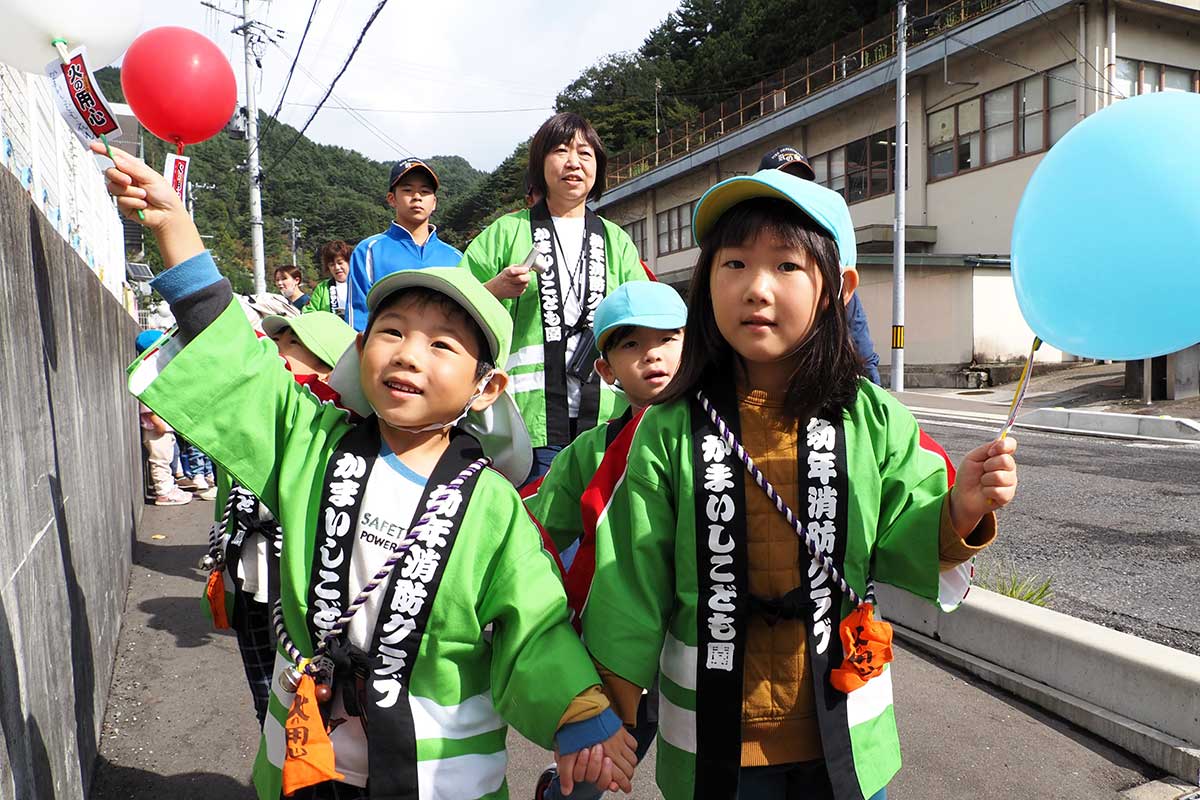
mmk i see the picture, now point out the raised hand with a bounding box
[949,437,1018,535]
[89,141,204,267]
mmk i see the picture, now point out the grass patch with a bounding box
[976,560,1053,607]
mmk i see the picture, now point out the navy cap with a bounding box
[759,146,815,181]
[388,158,439,192]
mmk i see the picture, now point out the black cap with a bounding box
[759,146,815,181]
[388,158,439,192]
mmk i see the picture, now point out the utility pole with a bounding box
[891,0,908,393]
[285,216,303,267]
[240,0,266,294]
[187,181,218,220]
[200,0,275,294]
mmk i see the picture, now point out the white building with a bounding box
[597,0,1200,390]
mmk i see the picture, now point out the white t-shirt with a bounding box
[332,279,348,317]
[329,444,428,786]
[552,215,586,418]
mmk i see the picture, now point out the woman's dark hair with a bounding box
[319,240,352,272]
[273,264,302,281]
[526,112,607,203]
[656,197,862,418]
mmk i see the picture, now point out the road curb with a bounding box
[1020,407,1200,442]
[878,585,1200,784]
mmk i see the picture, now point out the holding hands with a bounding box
[949,437,1019,536]
[555,726,639,795]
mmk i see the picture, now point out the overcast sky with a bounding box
[137,0,679,171]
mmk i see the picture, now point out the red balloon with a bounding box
[121,27,237,147]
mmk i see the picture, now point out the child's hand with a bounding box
[90,141,205,267]
[90,141,185,229]
[949,437,1018,535]
[556,726,638,795]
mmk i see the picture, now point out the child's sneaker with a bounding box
[534,766,556,800]
[177,476,202,491]
[154,487,193,506]
[197,485,218,501]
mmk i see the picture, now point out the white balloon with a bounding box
[0,0,146,74]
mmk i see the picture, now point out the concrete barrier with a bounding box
[1020,407,1200,441]
[878,584,1200,783]
[0,169,142,799]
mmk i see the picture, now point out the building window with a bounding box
[622,218,647,258]
[1046,64,1077,146]
[928,62,1094,181]
[656,200,695,256]
[1165,65,1195,93]
[1019,74,1045,154]
[810,128,898,205]
[983,86,1015,164]
[1116,57,1199,97]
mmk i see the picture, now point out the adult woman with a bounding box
[305,240,352,321]
[461,113,647,478]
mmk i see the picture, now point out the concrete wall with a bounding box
[972,268,1070,363]
[0,168,141,798]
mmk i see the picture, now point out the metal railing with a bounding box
[606,0,1014,188]
[0,64,129,308]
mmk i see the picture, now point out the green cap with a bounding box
[262,311,357,369]
[367,267,513,367]
[326,267,531,485]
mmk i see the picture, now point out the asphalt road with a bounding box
[910,413,1200,655]
[91,501,1167,800]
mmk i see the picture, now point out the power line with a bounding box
[257,0,321,155]
[278,44,418,159]
[282,101,554,115]
[263,0,390,174]
[1026,0,1126,100]
[947,35,1126,98]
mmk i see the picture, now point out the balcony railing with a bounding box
[606,0,1013,188]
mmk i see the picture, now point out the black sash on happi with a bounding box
[306,419,485,799]
[798,408,860,800]
[691,377,863,800]
[690,378,750,800]
[530,199,608,446]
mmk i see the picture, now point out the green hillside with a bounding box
[96,67,484,292]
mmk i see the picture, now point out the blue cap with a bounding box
[135,329,165,354]
[593,282,688,352]
[691,168,857,270]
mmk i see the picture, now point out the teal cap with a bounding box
[691,168,857,270]
[593,282,688,352]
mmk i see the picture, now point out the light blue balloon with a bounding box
[1011,92,1200,361]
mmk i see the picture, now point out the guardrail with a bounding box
[607,0,1014,187]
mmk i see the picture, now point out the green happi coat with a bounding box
[459,209,647,448]
[306,278,334,313]
[582,380,968,800]
[130,298,601,800]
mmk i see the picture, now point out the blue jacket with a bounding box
[848,294,881,385]
[346,223,463,331]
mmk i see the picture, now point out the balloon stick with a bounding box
[50,37,70,63]
[50,37,145,221]
[999,336,1042,440]
[102,133,145,221]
